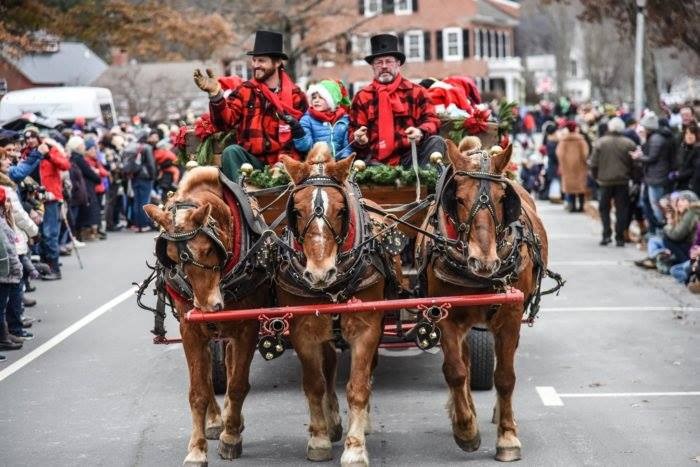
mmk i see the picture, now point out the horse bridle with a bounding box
[286,170,350,247]
[156,202,230,271]
[441,149,519,240]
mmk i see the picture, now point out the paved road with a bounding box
[1,202,698,466]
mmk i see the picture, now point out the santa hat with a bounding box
[306,80,351,111]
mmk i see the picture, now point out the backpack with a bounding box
[122,144,150,179]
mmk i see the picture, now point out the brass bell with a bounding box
[489,145,502,154]
[352,159,366,172]
[185,160,199,170]
[240,163,254,176]
[166,191,175,198]
[429,152,443,165]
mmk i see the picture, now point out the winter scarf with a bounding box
[308,107,346,124]
[371,75,406,161]
[249,70,303,147]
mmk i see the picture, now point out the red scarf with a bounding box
[371,75,406,162]
[250,70,303,145]
[308,107,346,124]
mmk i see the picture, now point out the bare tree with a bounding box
[581,20,634,102]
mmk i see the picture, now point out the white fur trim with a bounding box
[307,84,336,111]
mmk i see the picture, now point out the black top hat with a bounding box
[247,30,288,60]
[364,34,406,65]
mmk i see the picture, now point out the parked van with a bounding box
[0,86,117,127]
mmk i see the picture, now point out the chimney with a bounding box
[111,48,129,66]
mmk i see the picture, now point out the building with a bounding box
[304,0,524,101]
[0,41,107,95]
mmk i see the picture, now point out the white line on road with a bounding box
[0,287,136,383]
[536,386,700,406]
[541,306,700,313]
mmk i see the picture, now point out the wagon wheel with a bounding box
[468,327,494,391]
[210,339,227,395]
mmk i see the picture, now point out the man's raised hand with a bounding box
[193,68,222,97]
[354,126,368,145]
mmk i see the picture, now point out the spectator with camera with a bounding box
[21,129,71,280]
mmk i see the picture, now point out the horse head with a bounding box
[443,137,519,278]
[281,143,355,289]
[144,167,232,311]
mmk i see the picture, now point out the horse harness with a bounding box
[276,166,399,303]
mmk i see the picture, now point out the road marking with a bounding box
[541,306,700,313]
[536,386,563,406]
[0,287,136,383]
[537,386,700,406]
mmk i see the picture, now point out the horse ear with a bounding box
[280,155,310,185]
[445,139,462,168]
[492,144,513,174]
[144,204,171,229]
[190,203,212,226]
[327,154,355,182]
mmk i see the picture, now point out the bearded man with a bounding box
[193,30,308,179]
[349,34,443,167]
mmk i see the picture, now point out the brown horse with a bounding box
[416,137,550,462]
[277,144,401,466]
[144,167,269,466]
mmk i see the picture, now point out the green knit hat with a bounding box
[307,79,351,111]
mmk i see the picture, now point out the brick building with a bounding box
[305,0,524,101]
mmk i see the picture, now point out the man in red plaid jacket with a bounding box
[349,34,443,167]
[193,30,308,180]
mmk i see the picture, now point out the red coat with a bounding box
[86,157,109,194]
[40,147,71,201]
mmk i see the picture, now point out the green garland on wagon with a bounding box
[247,164,439,190]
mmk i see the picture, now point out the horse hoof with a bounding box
[454,432,481,452]
[183,449,207,467]
[307,446,332,462]
[183,462,208,467]
[205,424,223,440]
[495,446,522,462]
[218,440,242,460]
[329,423,344,443]
[340,446,369,467]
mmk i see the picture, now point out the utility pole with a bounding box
[634,0,647,119]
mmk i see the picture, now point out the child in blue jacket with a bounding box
[291,80,352,159]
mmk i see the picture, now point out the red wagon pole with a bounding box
[185,288,524,323]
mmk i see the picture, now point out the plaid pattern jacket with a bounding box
[349,77,440,165]
[210,81,308,164]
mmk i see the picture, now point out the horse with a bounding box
[143,166,271,466]
[416,137,551,462]
[277,143,402,467]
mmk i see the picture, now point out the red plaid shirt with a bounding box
[210,81,308,164]
[349,77,440,165]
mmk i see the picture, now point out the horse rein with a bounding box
[157,202,231,272]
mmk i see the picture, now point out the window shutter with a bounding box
[463,29,470,58]
[382,0,394,14]
[359,0,364,15]
[412,0,418,12]
[423,31,431,61]
[435,30,443,60]
[346,35,353,54]
[398,32,405,53]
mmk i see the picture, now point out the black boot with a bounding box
[41,260,62,281]
[0,322,23,350]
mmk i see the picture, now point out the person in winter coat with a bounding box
[0,188,31,345]
[632,111,675,231]
[635,191,700,269]
[22,129,71,280]
[556,121,590,212]
[541,123,561,202]
[670,122,700,195]
[84,138,109,240]
[152,139,180,194]
[589,117,637,246]
[292,79,352,159]
[67,136,102,241]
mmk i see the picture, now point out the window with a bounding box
[570,59,578,78]
[395,0,412,15]
[500,32,507,58]
[404,30,424,62]
[442,27,463,61]
[352,34,371,65]
[364,0,381,16]
[232,61,248,80]
[478,29,485,58]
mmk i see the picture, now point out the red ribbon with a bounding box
[463,107,491,135]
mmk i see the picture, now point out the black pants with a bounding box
[598,184,630,241]
[400,135,447,168]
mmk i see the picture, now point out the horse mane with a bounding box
[458,136,482,153]
[305,142,333,165]
[176,166,221,196]
[167,167,230,236]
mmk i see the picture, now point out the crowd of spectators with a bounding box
[514,98,700,292]
[0,119,183,361]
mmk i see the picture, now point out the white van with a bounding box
[0,86,117,127]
